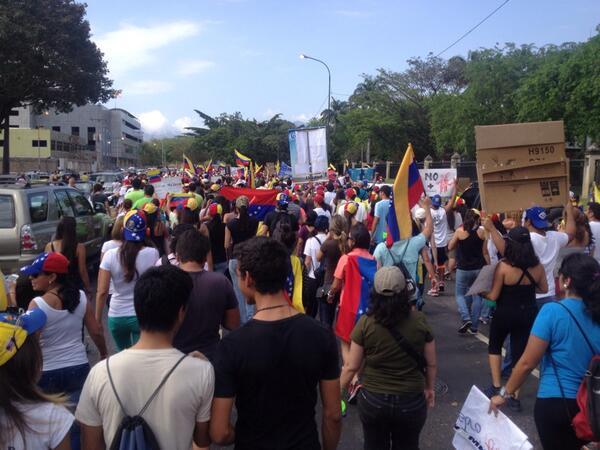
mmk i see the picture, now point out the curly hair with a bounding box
[559,253,600,324]
[367,289,411,328]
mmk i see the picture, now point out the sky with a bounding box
[84,0,600,137]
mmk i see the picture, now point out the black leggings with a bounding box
[488,303,537,366]
[534,397,586,450]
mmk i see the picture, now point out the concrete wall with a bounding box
[0,128,51,158]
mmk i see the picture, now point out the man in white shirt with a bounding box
[336,188,367,223]
[586,202,600,263]
[429,190,456,294]
[324,182,336,207]
[77,265,214,450]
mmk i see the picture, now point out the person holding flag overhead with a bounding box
[182,154,196,178]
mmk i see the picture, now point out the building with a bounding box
[7,103,142,171]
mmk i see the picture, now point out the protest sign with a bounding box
[453,385,533,450]
[288,127,328,179]
[419,169,457,197]
[154,177,183,198]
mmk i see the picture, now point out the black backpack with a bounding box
[107,355,187,450]
[387,242,418,302]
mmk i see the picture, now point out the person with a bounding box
[68,176,77,189]
[124,177,144,205]
[340,266,437,450]
[313,194,332,219]
[337,188,367,224]
[45,216,91,294]
[174,230,240,361]
[155,223,196,267]
[100,216,124,260]
[565,206,593,252]
[303,215,329,318]
[587,202,600,263]
[132,183,155,210]
[429,187,456,294]
[297,210,317,258]
[374,198,434,297]
[445,199,465,278]
[490,253,600,450]
[483,226,548,411]
[448,209,488,334]
[0,308,75,450]
[370,185,391,247]
[206,202,228,273]
[188,181,204,206]
[261,193,299,235]
[225,196,259,324]
[324,182,336,207]
[76,265,214,450]
[22,252,107,450]
[210,237,342,450]
[95,211,160,350]
[91,183,110,213]
[117,198,132,219]
[143,201,169,256]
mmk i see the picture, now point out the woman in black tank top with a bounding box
[448,209,488,335]
[484,226,548,410]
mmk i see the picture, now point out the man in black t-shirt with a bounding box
[210,237,342,450]
[261,193,299,235]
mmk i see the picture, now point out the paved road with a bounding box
[86,277,542,449]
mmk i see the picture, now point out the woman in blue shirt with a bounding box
[490,253,600,450]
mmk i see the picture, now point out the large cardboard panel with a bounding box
[475,120,564,150]
[480,177,568,213]
[477,143,566,174]
[481,161,567,183]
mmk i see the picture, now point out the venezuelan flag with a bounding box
[147,169,161,183]
[235,149,251,167]
[182,154,195,177]
[169,192,194,209]
[386,143,424,246]
[220,186,276,221]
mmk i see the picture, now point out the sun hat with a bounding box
[525,206,550,230]
[123,210,147,242]
[235,196,249,209]
[209,203,223,217]
[0,308,47,366]
[21,252,69,276]
[374,266,406,296]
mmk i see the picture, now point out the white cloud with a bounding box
[291,113,309,123]
[177,60,216,76]
[138,110,169,134]
[173,116,195,132]
[335,10,374,18]
[125,80,173,95]
[94,21,202,76]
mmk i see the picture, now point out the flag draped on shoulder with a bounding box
[183,154,195,177]
[235,149,251,167]
[386,143,424,246]
[220,186,276,220]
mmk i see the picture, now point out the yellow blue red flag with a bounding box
[235,149,251,167]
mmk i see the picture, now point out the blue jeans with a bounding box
[213,261,228,274]
[228,258,254,324]
[455,268,482,331]
[39,363,90,450]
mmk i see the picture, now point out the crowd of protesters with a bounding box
[1,167,600,450]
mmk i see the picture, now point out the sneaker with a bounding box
[347,383,362,405]
[438,282,445,292]
[458,321,472,334]
[507,397,522,412]
[427,288,439,297]
[484,385,501,399]
[467,328,478,335]
[479,317,489,325]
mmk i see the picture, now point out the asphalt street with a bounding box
[86,277,542,449]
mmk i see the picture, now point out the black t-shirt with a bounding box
[264,210,299,233]
[92,193,108,204]
[214,314,340,450]
[173,270,238,360]
[227,216,259,251]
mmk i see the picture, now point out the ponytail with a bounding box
[54,274,81,313]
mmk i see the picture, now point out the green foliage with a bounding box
[139,136,196,166]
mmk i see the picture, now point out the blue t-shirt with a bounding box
[373,199,391,244]
[531,298,600,398]
[373,234,427,283]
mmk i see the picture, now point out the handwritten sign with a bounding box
[419,169,456,198]
[154,177,183,199]
[452,386,533,450]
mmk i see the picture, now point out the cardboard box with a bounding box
[475,120,569,212]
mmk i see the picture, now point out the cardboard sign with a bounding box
[154,177,183,198]
[419,169,457,197]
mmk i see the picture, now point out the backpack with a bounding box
[386,242,418,302]
[549,302,600,442]
[107,355,187,450]
[272,211,293,236]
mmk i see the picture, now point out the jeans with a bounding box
[357,388,427,450]
[108,315,140,351]
[213,261,228,274]
[229,258,254,324]
[455,269,482,330]
[39,363,90,450]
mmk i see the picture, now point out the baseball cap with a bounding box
[344,202,358,216]
[211,183,220,192]
[277,193,289,209]
[345,188,356,199]
[0,308,47,366]
[184,197,198,211]
[142,202,158,215]
[525,206,550,230]
[235,196,249,209]
[431,195,442,207]
[123,210,147,242]
[314,194,324,205]
[209,203,223,217]
[507,226,531,244]
[21,252,69,276]
[374,266,406,296]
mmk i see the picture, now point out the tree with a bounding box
[0,0,113,173]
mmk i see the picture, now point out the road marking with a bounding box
[473,332,540,379]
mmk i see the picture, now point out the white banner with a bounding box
[154,177,183,199]
[453,386,533,450]
[288,127,328,179]
[419,168,457,197]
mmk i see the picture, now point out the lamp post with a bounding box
[300,53,331,117]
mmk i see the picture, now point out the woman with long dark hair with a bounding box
[206,202,227,273]
[45,216,90,294]
[485,226,547,411]
[341,266,437,450]
[95,211,159,350]
[225,196,259,323]
[22,252,106,450]
[491,253,600,449]
[0,309,74,450]
[143,200,169,256]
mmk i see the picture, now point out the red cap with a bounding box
[316,185,325,193]
[314,194,324,205]
[345,188,355,199]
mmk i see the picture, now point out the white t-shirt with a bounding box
[430,208,449,247]
[324,191,336,207]
[1,402,73,450]
[100,247,160,317]
[337,201,367,223]
[101,240,122,295]
[530,230,569,298]
[34,292,88,371]
[76,348,214,450]
[304,233,327,278]
[313,207,331,219]
[590,221,600,262]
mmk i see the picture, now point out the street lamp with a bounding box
[299,53,331,116]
